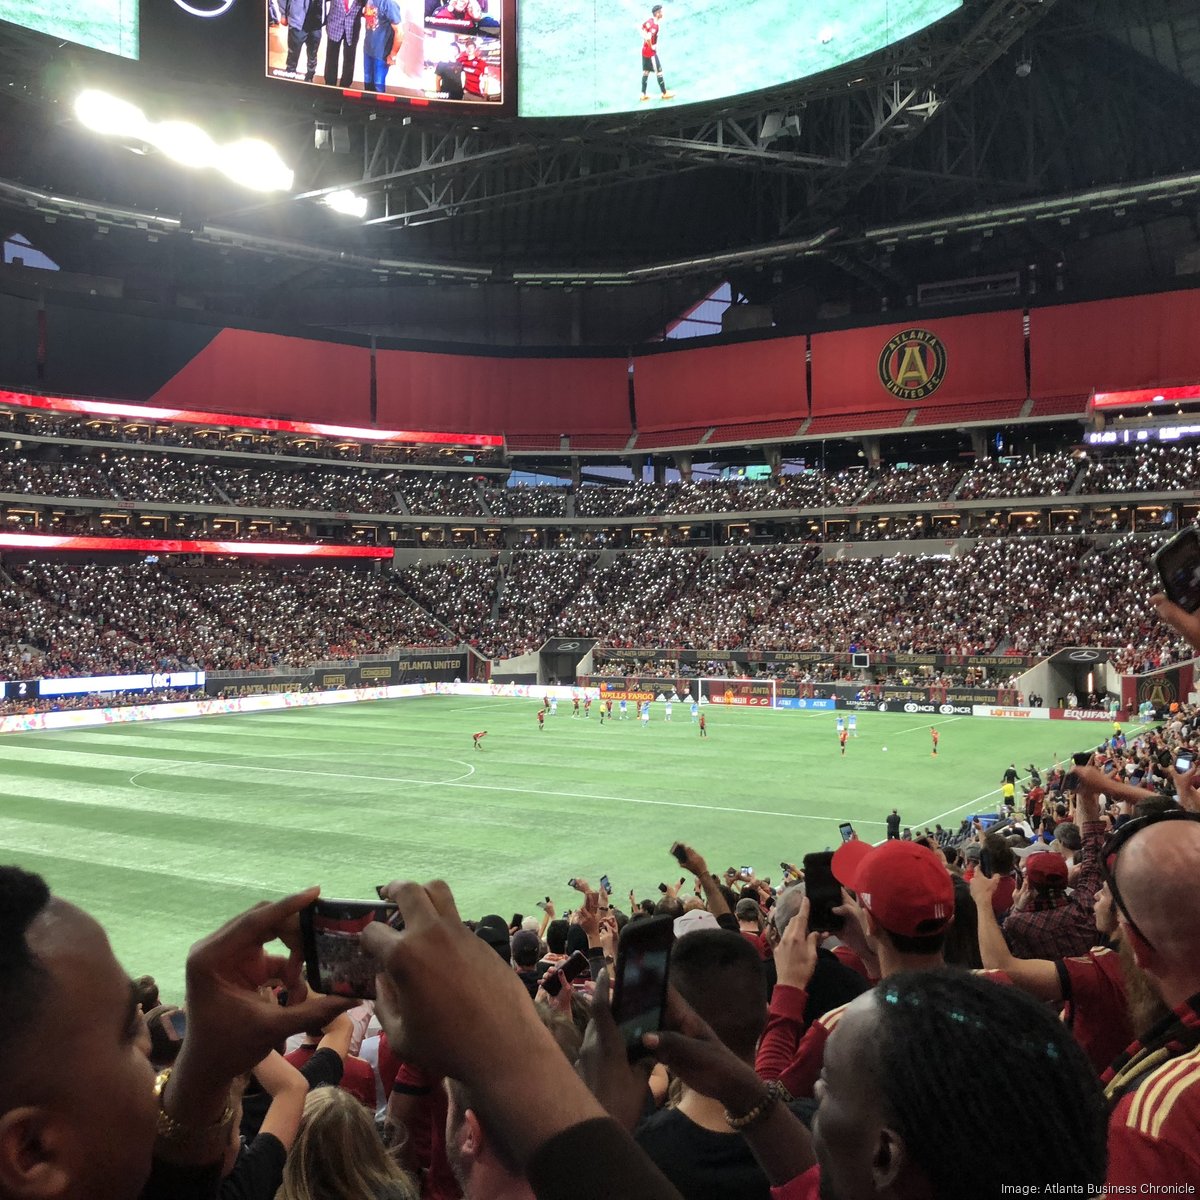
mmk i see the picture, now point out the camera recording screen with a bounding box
[0,0,138,58]
[266,0,512,109]
[302,899,394,999]
[518,0,961,118]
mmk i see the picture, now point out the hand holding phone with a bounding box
[541,949,589,997]
[838,822,857,844]
[1154,527,1200,613]
[300,898,398,1000]
[610,915,674,1060]
[802,852,844,934]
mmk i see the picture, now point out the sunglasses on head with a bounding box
[1103,809,1200,951]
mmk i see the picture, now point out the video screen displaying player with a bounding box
[266,0,506,105]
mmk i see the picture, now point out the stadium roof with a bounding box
[0,0,1199,347]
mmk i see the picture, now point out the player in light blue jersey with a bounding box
[691,701,699,723]
[549,697,558,716]
[836,715,845,734]
[640,701,650,726]
[619,698,628,719]
[664,701,672,721]
[848,713,857,737]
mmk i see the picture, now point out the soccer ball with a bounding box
[882,746,888,752]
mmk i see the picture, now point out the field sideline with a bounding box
[0,695,1111,997]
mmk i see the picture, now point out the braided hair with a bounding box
[872,970,1107,1197]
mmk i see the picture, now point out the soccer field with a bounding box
[0,696,1101,997]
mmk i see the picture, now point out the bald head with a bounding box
[1115,819,1200,996]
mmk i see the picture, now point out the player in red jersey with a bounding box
[639,4,674,102]
[605,698,613,718]
[457,38,488,98]
[698,712,707,738]
[572,696,580,717]
[839,728,848,756]
[584,696,592,718]
[931,727,940,756]
[472,730,487,750]
[537,709,545,731]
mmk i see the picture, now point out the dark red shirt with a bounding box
[458,52,486,95]
[1058,946,1133,1074]
[285,1044,376,1109]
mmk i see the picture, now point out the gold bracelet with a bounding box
[724,1079,789,1130]
[154,1069,236,1149]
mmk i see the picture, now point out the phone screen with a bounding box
[802,851,844,933]
[838,822,856,844]
[300,898,397,1001]
[1176,753,1195,774]
[1154,527,1200,613]
[542,949,590,996]
[168,1011,187,1039]
[611,915,674,1059]
[600,874,612,895]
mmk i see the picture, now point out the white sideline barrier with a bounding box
[971,705,1051,720]
[0,683,436,735]
[436,682,596,700]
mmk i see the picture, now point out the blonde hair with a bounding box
[276,1087,418,1200]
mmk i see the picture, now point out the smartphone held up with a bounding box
[299,897,397,1001]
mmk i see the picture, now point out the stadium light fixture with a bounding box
[219,139,294,193]
[325,189,369,218]
[73,91,293,193]
[73,90,148,139]
[148,120,216,170]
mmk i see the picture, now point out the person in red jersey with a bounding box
[968,768,1167,1072]
[839,728,848,756]
[472,730,487,750]
[639,4,674,101]
[1085,583,1200,1186]
[605,698,613,718]
[456,38,488,98]
[931,727,939,756]
[756,839,956,1098]
[572,696,580,718]
[537,708,545,731]
[698,712,707,738]
[584,696,592,718]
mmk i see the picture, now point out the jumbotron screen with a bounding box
[517,0,962,118]
[266,0,514,110]
[0,0,138,58]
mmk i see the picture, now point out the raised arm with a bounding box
[969,871,1062,1002]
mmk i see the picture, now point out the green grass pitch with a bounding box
[517,0,960,118]
[0,695,1105,998]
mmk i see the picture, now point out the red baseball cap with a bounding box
[832,840,955,938]
[1023,852,1069,887]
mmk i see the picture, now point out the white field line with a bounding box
[126,756,883,825]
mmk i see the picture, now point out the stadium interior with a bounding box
[3,1,1200,1197]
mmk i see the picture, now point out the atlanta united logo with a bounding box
[877,329,948,400]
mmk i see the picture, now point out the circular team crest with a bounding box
[878,329,948,400]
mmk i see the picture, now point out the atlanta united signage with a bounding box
[878,329,948,401]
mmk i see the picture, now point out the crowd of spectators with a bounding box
[0,561,455,677]
[0,530,1193,672]
[1077,443,1200,495]
[0,405,500,466]
[382,534,1189,663]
